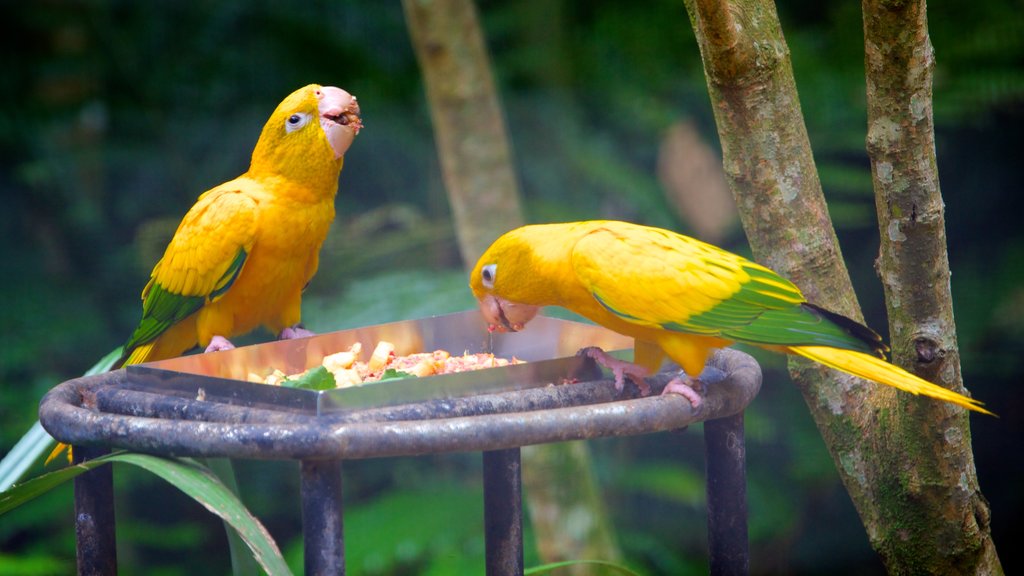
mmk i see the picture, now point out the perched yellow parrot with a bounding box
[469,220,991,415]
[47,84,362,464]
[119,83,362,365]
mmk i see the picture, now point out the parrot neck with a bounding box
[247,148,344,202]
[501,221,615,313]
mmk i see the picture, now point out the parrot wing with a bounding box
[122,188,258,356]
[570,224,884,355]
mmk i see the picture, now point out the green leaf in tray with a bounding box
[377,368,417,382]
[281,366,336,390]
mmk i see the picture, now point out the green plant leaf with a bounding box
[378,368,416,381]
[0,422,54,493]
[0,452,291,576]
[525,559,645,576]
[0,457,88,516]
[282,366,336,390]
[206,458,263,576]
[0,347,123,492]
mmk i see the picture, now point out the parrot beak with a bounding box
[477,294,540,333]
[318,86,363,159]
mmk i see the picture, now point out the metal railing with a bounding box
[40,348,761,575]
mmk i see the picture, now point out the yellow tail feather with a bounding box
[45,442,72,466]
[787,345,994,416]
[123,342,156,367]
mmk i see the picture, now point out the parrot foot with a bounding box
[205,335,236,353]
[280,324,315,340]
[579,347,651,396]
[661,374,703,408]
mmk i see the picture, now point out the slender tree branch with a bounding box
[862,0,1002,572]
[692,0,743,73]
[684,0,999,573]
[404,4,623,572]
[403,0,524,264]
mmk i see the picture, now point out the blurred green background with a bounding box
[1,1,1021,574]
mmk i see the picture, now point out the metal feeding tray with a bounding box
[41,309,763,575]
[42,308,763,461]
[125,310,634,415]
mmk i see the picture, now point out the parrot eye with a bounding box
[285,112,312,133]
[481,264,497,289]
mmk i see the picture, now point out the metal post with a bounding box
[300,459,345,575]
[704,413,749,576]
[73,445,117,576]
[482,448,524,576]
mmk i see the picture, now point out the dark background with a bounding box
[1,1,1020,574]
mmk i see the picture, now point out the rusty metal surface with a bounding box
[300,460,344,575]
[483,449,524,576]
[73,445,117,576]
[705,413,750,576]
[43,312,762,576]
[39,347,761,461]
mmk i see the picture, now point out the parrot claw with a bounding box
[280,324,315,340]
[205,335,236,353]
[579,346,652,396]
[661,374,703,408]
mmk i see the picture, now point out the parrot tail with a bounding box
[45,443,72,466]
[119,342,156,368]
[787,345,994,416]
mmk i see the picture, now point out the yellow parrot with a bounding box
[47,84,362,464]
[469,220,991,415]
[119,83,362,365]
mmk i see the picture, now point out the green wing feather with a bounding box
[573,222,886,357]
[120,187,257,361]
[121,249,247,354]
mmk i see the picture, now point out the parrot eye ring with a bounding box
[285,112,312,133]
[481,264,497,288]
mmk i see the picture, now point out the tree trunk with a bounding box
[402,0,524,264]
[683,0,999,572]
[521,442,624,575]
[403,3,623,572]
[862,0,1002,572]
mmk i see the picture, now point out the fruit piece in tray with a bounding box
[251,340,524,390]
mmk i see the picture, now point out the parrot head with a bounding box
[470,227,548,333]
[250,84,363,179]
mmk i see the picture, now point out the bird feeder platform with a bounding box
[40,310,762,575]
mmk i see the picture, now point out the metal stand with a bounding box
[483,448,525,576]
[42,349,761,576]
[72,445,117,576]
[704,412,749,576]
[301,459,345,575]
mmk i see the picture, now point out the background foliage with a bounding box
[1,1,1021,574]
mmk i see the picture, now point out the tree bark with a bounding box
[862,0,1002,573]
[402,0,524,264]
[684,0,1000,573]
[403,3,623,572]
[521,442,623,575]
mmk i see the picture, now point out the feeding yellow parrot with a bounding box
[47,84,362,464]
[469,220,991,415]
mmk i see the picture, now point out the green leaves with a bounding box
[0,347,123,492]
[378,368,415,382]
[280,365,417,391]
[526,559,645,576]
[0,453,291,576]
[281,365,336,390]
